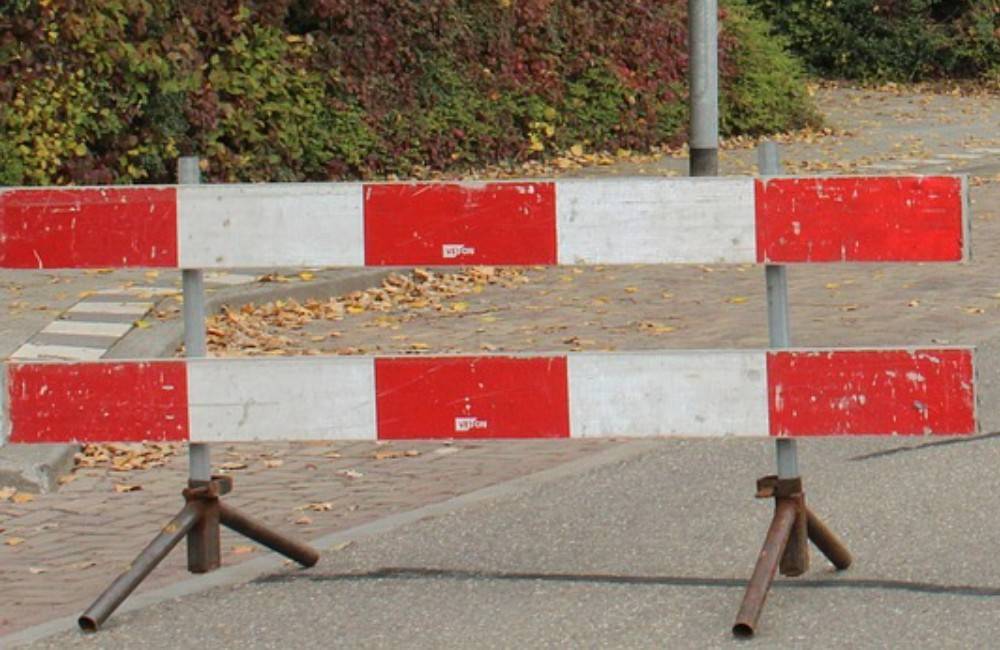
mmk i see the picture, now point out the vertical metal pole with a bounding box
[178,157,209,481]
[758,142,798,479]
[689,0,719,176]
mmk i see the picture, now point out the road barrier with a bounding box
[0,151,975,635]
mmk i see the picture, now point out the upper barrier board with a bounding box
[1,348,976,444]
[0,176,968,269]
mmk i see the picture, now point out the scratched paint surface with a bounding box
[374,356,570,439]
[755,176,964,263]
[6,361,189,443]
[0,188,178,268]
[363,182,558,265]
[767,349,975,436]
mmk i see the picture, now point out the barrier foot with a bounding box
[79,476,318,632]
[732,476,851,638]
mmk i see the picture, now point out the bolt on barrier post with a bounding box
[78,158,319,632]
[732,143,854,638]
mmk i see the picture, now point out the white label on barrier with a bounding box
[454,416,488,433]
[442,244,476,259]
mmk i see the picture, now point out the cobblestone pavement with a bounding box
[1,84,998,639]
[0,438,614,635]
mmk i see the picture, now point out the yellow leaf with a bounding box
[4,536,25,546]
[144,271,159,280]
[825,282,840,289]
[346,305,365,314]
[133,319,151,329]
[410,342,430,351]
[298,272,315,281]
[569,143,584,157]
[231,545,256,555]
[11,492,35,504]
[450,302,469,312]
[624,287,639,294]
[480,315,498,323]
[113,484,142,493]
[726,296,749,304]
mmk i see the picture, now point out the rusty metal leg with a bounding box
[733,498,798,637]
[220,502,319,567]
[778,485,809,578]
[79,502,203,632]
[186,480,221,573]
[807,507,853,570]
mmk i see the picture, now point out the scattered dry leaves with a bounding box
[75,443,178,472]
[112,484,142,493]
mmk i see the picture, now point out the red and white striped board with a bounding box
[0,176,968,269]
[1,348,976,444]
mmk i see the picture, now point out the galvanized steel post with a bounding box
[688,0,719,176]
[758,142,799,479]
[178,157,210,482]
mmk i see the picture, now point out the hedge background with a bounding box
[748,0,999,82]
[0,0,818,186]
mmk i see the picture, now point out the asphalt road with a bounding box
[26,434,1000,649]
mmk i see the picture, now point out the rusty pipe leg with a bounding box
[733,499,798,638]
[79,502,203,632]
[187,486,221,574]
[806,507,852,570]
[779,493,809,577]
[219,502,319,567]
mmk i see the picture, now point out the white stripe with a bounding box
[67,301,152,316]
[187,357,377,441]
[97,286,179,296]
[10,343,105,361]
[555,178,756,264]
[42,320,132,338]
[567,351,769,437]
[178,184,365,268]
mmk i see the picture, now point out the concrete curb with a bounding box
[106,267,402,360]
[0,268,400,493]
[0,439,654,647]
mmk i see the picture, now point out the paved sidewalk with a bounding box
[1,84,998,643]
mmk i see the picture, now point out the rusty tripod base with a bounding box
[78,476,319,632]
[732,476,853,638]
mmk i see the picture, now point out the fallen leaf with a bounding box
[301,502,334,512]
[298,272,315,281]
[58,473,78,486]
[373,449,408,460]
[332,541,354,551]
[323,451,343,459]
[113,484,142,493]
[964,307,985,315]
[825,283,841,290]
[907,299,921,307]
[68,560,97,570]
[0,486,16,501]
[725,296,749,304]
[294,515,313,525]
[231,545,256,555]
[337,469,363,479]
[624,287,639,294]
[450,302,469,313]
[263,459,284,469]
[409,342,430,351]
[28,566,47,574]
[11,492,35,504]
[5,537,25,546]
[217,462,248,471]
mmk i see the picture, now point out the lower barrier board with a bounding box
[1,348,976,444]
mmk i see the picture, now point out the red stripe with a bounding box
[768,349,975,436]
[0,188,177,268]
[755,177,964,263]
[364,182,557,265]
[7,361,189,443]
[374,356,569,439]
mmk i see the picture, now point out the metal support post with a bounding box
[732,144,853,637]
[688,0,719,176]
[177,156,218,573]
[758,142,799,481]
